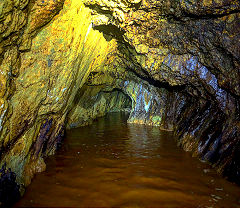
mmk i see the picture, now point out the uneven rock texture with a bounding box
[82,0,240,184]
[0,0,117,204]
[67,86,131,128]
[0,163,20,207]
[0,0,239,205]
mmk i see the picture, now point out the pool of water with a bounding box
[15,112,240,207]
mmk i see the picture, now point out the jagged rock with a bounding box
[67,85,132,128]
[0,163,20,207]
[82,0,240,183]
[0,0,117,202]
[0,0,239,204]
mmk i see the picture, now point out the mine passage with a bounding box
[15,113,240,207]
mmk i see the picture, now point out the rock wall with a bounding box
[67,85,131,128]
[0,0,118,206]
[0,0,239,206]
[82,0,240,184]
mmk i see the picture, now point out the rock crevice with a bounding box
[0,0,239,206]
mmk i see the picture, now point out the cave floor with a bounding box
[14,112,240,207]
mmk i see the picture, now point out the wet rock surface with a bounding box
[0,0,239,205]
[82,0,240,184]
[13,113,240,208]
[0,0,117,203]
[0,163,20,207]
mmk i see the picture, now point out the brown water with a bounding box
[15,112,240,208]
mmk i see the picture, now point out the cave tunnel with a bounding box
[0,0,240,207]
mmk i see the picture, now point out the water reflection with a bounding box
[15,112,240,208]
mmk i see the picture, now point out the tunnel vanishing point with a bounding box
[0,0,239,206]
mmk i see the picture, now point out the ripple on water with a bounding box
[14,112,240,208]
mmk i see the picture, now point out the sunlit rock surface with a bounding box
[0,0,239,206]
